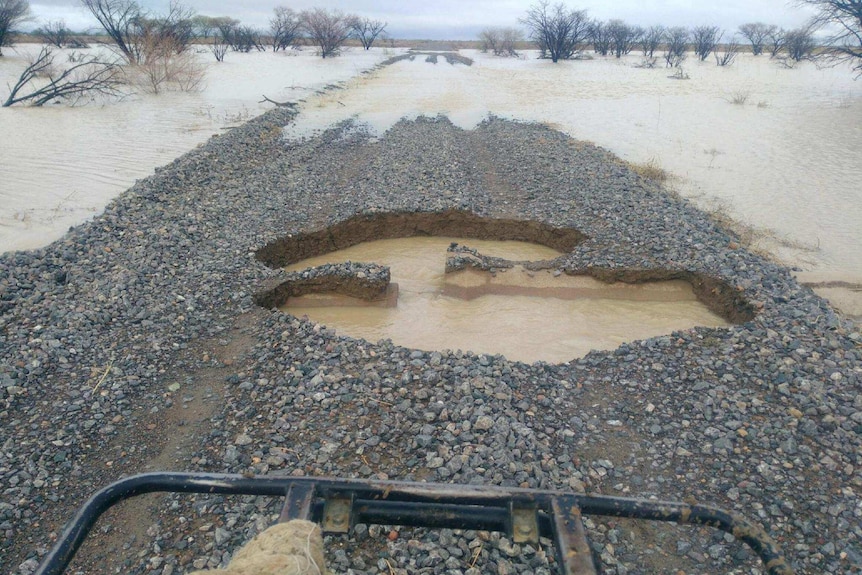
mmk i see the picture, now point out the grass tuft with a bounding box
[628,158,669,182]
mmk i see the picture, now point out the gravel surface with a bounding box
[1,110,860,575]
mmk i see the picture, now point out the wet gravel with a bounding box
[1,110,860,575]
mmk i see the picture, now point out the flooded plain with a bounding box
[281,237,729,363]
[0,44,394,252]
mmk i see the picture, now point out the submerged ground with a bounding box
[1,109,860,574]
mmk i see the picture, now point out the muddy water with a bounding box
[0,44,394,252]
[281,237,728,363]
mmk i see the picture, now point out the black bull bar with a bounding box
[34,472,793,575]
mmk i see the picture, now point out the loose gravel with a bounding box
[1,110,860,575]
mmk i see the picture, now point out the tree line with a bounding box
[511,0,861,76]
[0,0,388,106]
[0,0,388,62]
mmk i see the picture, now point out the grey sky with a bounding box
[28,0,818,40]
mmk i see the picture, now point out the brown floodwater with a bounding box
[280,237,729,363]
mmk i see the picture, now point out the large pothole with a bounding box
[255,211,752,363]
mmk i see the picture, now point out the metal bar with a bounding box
[353,499,509,532]
[32,472,794,575]
[575,496,793,574]
[551,496,598,575]
[278,481,315,522]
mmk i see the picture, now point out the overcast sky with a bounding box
[28,1,819,40]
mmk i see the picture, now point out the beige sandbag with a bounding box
[187,520,327,575]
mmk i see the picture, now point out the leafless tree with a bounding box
[715,35,741,66]
[79,0,195,63]
[209,17,237,61]
[228,25,264,52]
[785,26,817,61]
[521,1,590,63]
[692,25,722,61]
[767,27,786,57]
[738,22,775,55]
[0,0,30,55]
[35,19,71,47]
[79,0,146,63]
[640,25,665,57]
[664,26,689,67]
[479,26,522,56]
[350,16,386,50]
[270,6,302,51]
[799,0,862,76]
[479,26,500,53]
[3,46,126,106]
[150,1,196,54]
[499,27,524,56]
[589,20,610,55]
[190,14,214,39]
[608,19,640,57]
[301,8,353,58]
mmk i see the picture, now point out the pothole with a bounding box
[255,210,750,363]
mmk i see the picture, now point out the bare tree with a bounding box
[500,27,524,56]
[589,19,610,55]
[692,25,722,61]
[521,1,590,63]
[209,17,238,61]
[79,0,145,63]
[767,27,786,57]
[0,0,30,55]
[229,25,264,52]
[301,8,353,58]
[640,24,665,57]
[607,19,640,57]
[664,26,689,67]
[738,22,774,55]
[190,14,214,39]
[350,16,386,50]
[799,0,862,76]
[479,26,501,53]
[80,0,195,63]
[150,1,196,54]
[35,19,71,47]
[479,26,522,56]
[785,26,817,61]
[715,35,741,66]
[270,6,301,52]
[3,46,126,106]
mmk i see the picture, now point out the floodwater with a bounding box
[281,237,729,363]
[284,51,862,317]
[0,44,394,252]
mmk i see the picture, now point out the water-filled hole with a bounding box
[268,236,729,363]
[254,211,751,363]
